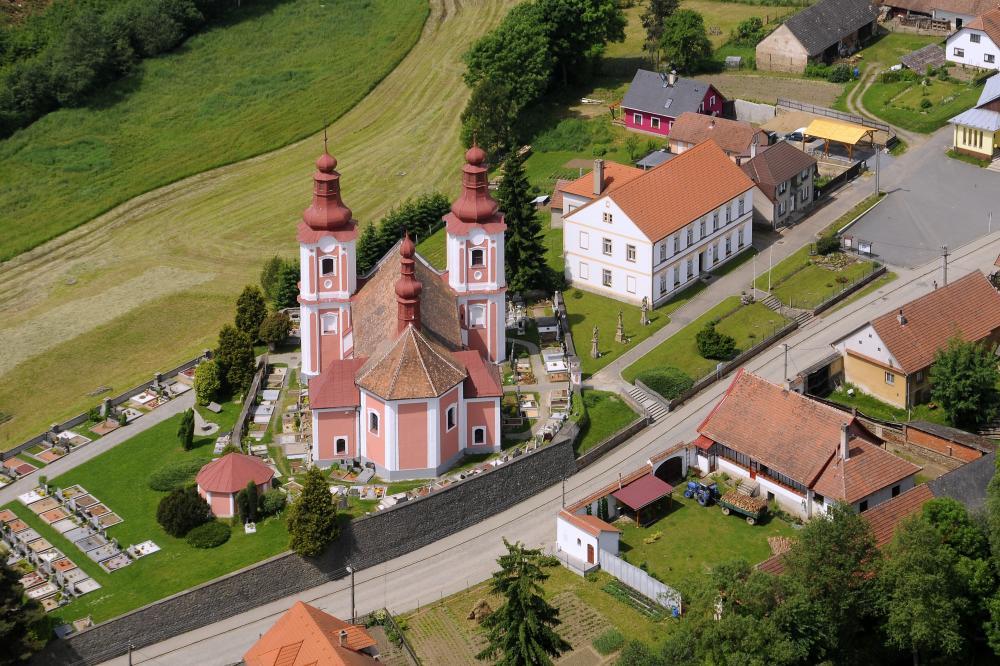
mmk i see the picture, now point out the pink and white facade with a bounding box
[298,145,506,480]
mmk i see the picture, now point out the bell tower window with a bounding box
[322,313,338,334]
[470,248,485,267]
[320,256,336,276]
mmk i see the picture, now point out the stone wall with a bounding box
[42,435,578,666]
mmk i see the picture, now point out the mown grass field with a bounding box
[1,0,428,262]
[0,0,516,450]
[576,390,637,455]
[862,75,984,134]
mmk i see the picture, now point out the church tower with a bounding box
[297,145,358,377]
[445,145,507,363]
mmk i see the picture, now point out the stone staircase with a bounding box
[989,156,1000,173]
[627,384,669,421]
[762,294,812,328]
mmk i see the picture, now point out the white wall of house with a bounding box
[947,28,1000,71]
[563,192,753,305]
[935,10,978,30]
[851,475,917,513]
[716,458,808,518]
[562,192,593,216]
[834,323,898,367]
[556,515,620,563]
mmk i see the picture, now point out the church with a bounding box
[296,142,507,480]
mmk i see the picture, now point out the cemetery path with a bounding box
[0,393,194,507]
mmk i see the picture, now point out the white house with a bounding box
[946,7,1000,71]
[562,140,755,306]
[555,511,621,569]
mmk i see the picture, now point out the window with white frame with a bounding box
[885,371,895,385]
[322,313,338,335]
[801,168,811,180]
[710,95,716,106]
[954,47,965,57]
[725,236,732,255]
[446,405,457,430]
[738,198,745,216]
[579,231,589,249]
[726,204,732,223]
[699,219,706,237]
[651,117,660,129]
[473,427,486,445]
[778,180,788,194]
[778,200,787,215]
[987,53,996,64]
[626,276,636,293]
[603,212,613,224]
[738,228,744,248]
[713,211,719,229]
[469,304,487,328]
[320,256,336,276]
[686,228,693,245]
[579,261,589,279]
[686,258,694,279]
[633,113,643,125]
[335,437,347,455]
[602,269,612,287]
[470,248,485,267]
[603,238,612,256]
[659,243,667,262]
[659,273,667,294]
[626,244,636,262]
[368,411,379,435]
[672,266,680,287]
[672,236,679,253]
[971,33,981,43]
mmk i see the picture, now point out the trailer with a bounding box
[718,491,768,525]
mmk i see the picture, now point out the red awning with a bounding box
[612,474,673,511]
[694,434,714,451]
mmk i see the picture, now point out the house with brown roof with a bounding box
[562,140,755,305]
[697,370,920,518]
[668,112,769,164]
[946,6,1000,70]
[557,159,644,219]
[740,141,818,228]
[244,601,379,666]
[756,0,879,73]
[832,271,1000,409]
[886,0,1000,31]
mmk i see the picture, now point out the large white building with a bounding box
[562,140,755,306]
[946,7,1000,71]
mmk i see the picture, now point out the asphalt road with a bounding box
[96,226,1000,666]
[847,128,1000,268]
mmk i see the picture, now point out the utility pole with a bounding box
[874,141,880,196]
[347,566,356,623]
[768,246,773,292]
[782,344,789,382]
[127,643,135,666]
[942,245,950,286]
[752,254,757,298]
[561,477,566,508]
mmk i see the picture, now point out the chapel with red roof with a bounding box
[295,143,506,479]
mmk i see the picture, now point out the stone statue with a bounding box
[615,310,626,343]
[591,325,600,359]
[640,297,650,326]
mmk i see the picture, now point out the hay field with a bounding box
[0,0,515,449]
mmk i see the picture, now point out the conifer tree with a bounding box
[215,324,255,396]
[287,466,339,557]
[235,285,268,342]
[0,559,44,664]
[177,408,195,451]
[497,151,547,293]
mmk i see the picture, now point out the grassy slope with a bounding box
[3,408,290,624]
[576,390,637,455]
[755,246,878,309]
[1,0,428,262]
[0,0,516,450]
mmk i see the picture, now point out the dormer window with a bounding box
[320,256,336,276]
[470,248,485,267]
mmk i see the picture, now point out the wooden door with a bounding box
[587,544,595,564]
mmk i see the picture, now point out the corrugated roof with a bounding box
[900,43,946,71]
[948,107,1000,131]
[244,601,377,666]
[669,112,767,156]
[804,118,873,145]
[612,474,673,510]
[621,69,714,117]
[980,72,1000,107]
[196,453,274,494]
[783,0,879,56]
[870,271,1000,374]
[741,141,817,203]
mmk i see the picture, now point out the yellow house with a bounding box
[949,73,1000,160]
[832,272,1000,409]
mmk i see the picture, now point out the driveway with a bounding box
[846,128,1000,267]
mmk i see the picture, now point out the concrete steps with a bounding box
[627,385,668,421]
[762,294,812,328]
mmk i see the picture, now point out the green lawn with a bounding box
[822,192,885,237]
[824,271,898,315]
[622,296,789,384]
[755,247,879,310]
[824,383,950,426]
[0,0,428,262]
[618,494,796,595]
[576,390,638,455]
[855,32,942,68]
[3,406,290,624]
[862,76,984,134]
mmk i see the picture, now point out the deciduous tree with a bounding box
[235,285,268,342]
[660,9,712,74]
[0,559,45,665]
[930,338,1000,429]
[535,0,626,84]
[476,539,570,665]
[461,78,520,160]
[194,359,221,406]
[260,255,289,303]
[497,150,547,293]
[640,0,679,67]
[259,311,292,351]
[287,466,338,557]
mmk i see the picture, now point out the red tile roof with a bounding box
[244,601,377,666]
[309,357,368,409]
[813,441,921,503]
[863,484,934,548]
[559,510,621,537]
[612,474,673,510]
[356,326,467,400]
[966,7,1000,49]
[560,161,644,199]
[869,271,1000,374]
[669,112,767,156]
[452,350,503,398]
[551,179,572,211]
[196,453,274,494]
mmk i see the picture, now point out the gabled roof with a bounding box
[573,140,753,242]
[356,325,466,400]
[979,71,1000,107]
[783,0,879,56]
[244,601,377,666]
[906,421,996,453]
[551,178,573,211]
[612,474,673,510]
[864,484,935,548]
[965,7,1000,48]
[813,440,921,503]
[196,453,274,494]
[559,510,621,537]
[900,43,947,71]
[621,69,715,117]
[309,357,368,409]
[928,451,996,512]
[741,141,817,202]
[452,350,503,398]
[890,0,999,17]
[948,107,1000,131]
[669,112,767,156]
[869,271,1000,374]
[559,161,644,200]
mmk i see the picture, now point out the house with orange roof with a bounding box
[697,370,920,518]
[243,600,379,666]
[561,140,755,305]
[196,452,274,518]
[946,6,1000,71]
[831,271,1000,409]
[557,159,644,220]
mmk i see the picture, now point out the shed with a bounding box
[635,149,676,170]
[196,452,275,518]
[612,474,674,526]
[755,0,878,73]
[556,510,621,569]
[803,118,875,158]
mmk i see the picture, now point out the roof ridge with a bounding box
[386,328,414,396]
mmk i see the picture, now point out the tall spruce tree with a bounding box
[0,559,44,665]
[476,539,570,665]
[177,408,195,451]
[497,151,547,293]
[287,466,339,557]
[235,285,268,342]
[215,324,255,396]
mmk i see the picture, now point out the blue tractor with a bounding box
[683,480,720,507]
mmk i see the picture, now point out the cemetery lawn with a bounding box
[3,406,290,624]
[617,494,795,595]
[622,297,789,384]
[576,391,638,455]
[755,247,879,310]
[0,0,516,451]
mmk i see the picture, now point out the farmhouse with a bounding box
[946,6,1000,70]
[696,370,920,518]
[831,271,1000,409]
[562,140,754,306]
[619,69,724,137]
[557,159,644,217]
[244,601,379,665]
[298,144,506,479]
[740,141,818,228]
[884,0,999,30]
[667,112,769,163]
[949,72,1000,159]
[756,0,879,73]
[196,452,274,518]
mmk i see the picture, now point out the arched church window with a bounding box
[368,411,379,435]
[320,256,336,276]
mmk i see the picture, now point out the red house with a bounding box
[620,69,724,137]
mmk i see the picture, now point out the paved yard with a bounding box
[846,128,1000,267]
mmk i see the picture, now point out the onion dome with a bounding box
[450,142,501,226]
[395,233,422,331]
[302,147,352,231]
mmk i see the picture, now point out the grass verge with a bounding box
[946,149,992,168]
[823,383,950,426]
[576,390,637,455]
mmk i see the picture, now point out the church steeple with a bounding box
[395,233,422,335]
[449,143,502,228]
[302,140,352,231]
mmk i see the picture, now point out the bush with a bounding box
[260,490,287,516]
[533,118,596,152]
[148,460,205,491]
[920,97,933,109]
[185,521,231,548]
[827,64,853,83]
[805,62,830,79]
[816,235,841,255]
[593,628,626,655]
[695,321,737,360]
[156,486,210,538]
[636,367,694,400]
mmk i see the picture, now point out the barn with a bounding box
[756,0,879,73]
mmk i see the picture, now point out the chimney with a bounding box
[593,159,604,196]
[668,70,677,87]
[750,133,758,159]
[338,629,348,647]
[709,118,716,130]
[897,308,907,325]
[840,424,850,461]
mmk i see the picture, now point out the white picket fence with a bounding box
[599,549,682,612]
